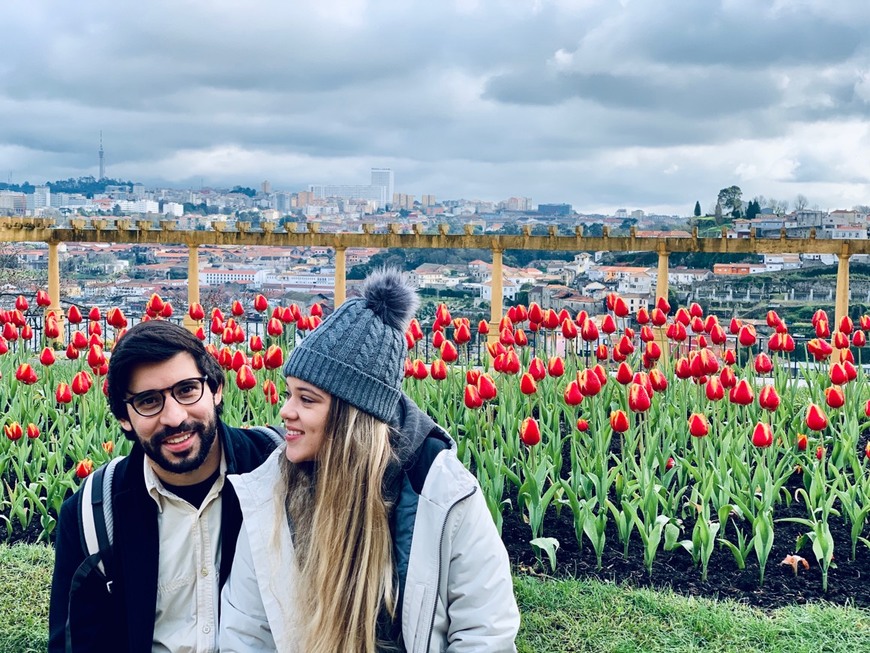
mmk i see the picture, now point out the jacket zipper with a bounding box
[422,485,477,652]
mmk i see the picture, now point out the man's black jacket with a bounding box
[48,422,278,653]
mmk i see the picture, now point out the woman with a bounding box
[220,269,519,653]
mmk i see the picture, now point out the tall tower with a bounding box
[99,132,105,180]
[370,168,394,208]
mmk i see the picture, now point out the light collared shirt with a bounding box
[144,454,226,653]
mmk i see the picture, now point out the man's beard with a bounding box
[137,414,219,476]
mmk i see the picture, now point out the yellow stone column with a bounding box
[655,246,670,361]
[656,246,669,303]
[334,246,346,307]
[47,241,66,343]
[835,252,850,351]
[489,248,504,343]
[182,244,201,332]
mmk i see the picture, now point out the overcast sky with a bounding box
[1,0,869,215]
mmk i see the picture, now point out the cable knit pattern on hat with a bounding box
[283,269,419,424]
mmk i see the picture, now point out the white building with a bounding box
[370,168,394,206]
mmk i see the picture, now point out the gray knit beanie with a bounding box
[283,268,419,424]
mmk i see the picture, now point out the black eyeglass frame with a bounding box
[124,375,209,417]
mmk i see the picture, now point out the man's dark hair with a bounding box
[107,320,225,423]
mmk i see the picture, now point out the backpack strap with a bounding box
[249,424,285,448]
[79,456,124,593]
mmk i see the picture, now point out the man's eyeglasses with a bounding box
[124,376,209,417]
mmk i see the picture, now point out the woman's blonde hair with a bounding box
[281,397,396,653]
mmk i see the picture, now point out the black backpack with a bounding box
[75,425,284,594]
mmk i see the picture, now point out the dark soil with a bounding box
[501,496,870,610]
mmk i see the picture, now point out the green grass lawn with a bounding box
[3,543,869,653]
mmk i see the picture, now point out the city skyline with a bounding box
[1,1,869,215]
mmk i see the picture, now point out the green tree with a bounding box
[693,201,701,217]
[745,200,761,220]
[717,186,743,217]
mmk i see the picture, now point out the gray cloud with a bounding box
[1,0,869,213]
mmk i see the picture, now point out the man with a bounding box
[49,320,280,653]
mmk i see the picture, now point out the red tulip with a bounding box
[477,320,489,335]
[262,344,283,370]
[665,456,675,470]
[547,356,565,377]
[576,418,589,432]
[441,341,459,363]
[264,317,282,337]
[243,292,265,313]
[513,329,528,347]
[26,423,40,439]
[520,417,541,446]
[636,307,650,324]
[463,384,483,409]
[39,347,56,366]
[796,433,808,451]
[107,307,128,329]
[2,323,17,341]
[188,303,205,321]
[751,422,773,448]
[709,324,727,345]
[75,459,94,479]
[251,352,264,370]
[758,385,780,411]
[260,379,279,404]
[563,381,583,406]
[36,290,51,307]
[644,341,662,361]
[674,357,692,380]
[609,410,629,433]
[729,379,754,405]
[738,324,757,347]
[650,308,667,326]
[581,319,599,342]
[688,413,709,438]
[561,318,578,339]
[705,377,724,402]
[806,403,828,431]
[15,363,38,385]
[595,344,608,361]
[754,353,773,375]
[160,302,173,319]
[454,321,472,345]
[43,314,60,339]
[520,373,538,395]
[71,371,92,395]
[806,338,833,361]
[719,366,736,388]
[310,303,323,318]
[526,357,546,382]
[14,295,28,312]
[430,359,448,381]
[853,331,866,348]
[615,362,632,385]
[234,365,256,390]
[4,422,23,441]
[628,383,651,412]
[408,359,426,380]
[477,373,498,400]
[87,344,106,370]
[824,385,845,409]
[832,331,849,350]
[646,368,666,393]
[810,311,829,334]
[501,349,521,375]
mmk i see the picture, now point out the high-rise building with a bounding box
[34,185,51,209]
[371,168,394,206]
